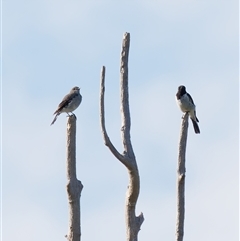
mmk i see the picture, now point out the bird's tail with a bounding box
[191,118,200,134]
[50,113,60,125]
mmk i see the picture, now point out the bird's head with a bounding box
[178,85,186,94]
[71,86,80,92]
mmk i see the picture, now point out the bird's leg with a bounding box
[69,112,77,119]
[182,112,189,119]
[72,113,77,120]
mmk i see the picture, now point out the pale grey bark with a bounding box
[66,115,83,241]
[176,113,189,241]
[100,32,144,241]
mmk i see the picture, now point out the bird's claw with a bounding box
[66,113,77,120]
[72,113,77,120]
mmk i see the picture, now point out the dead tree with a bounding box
[176,112,189,241]
[66,115,83,241]
[100,32,144,241]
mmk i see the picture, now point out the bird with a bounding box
[51,86,82,125]
[176,85,200,134]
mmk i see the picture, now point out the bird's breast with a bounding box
[176,95,195,113]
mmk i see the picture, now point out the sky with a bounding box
[2,1,239,241]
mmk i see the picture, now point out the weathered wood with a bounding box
[100,32,144,241]
[176,113,189,241]
[66,115,83,241]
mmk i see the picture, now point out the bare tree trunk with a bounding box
[100,32,144,241]
[176,113,189,241]
[66,115,83,241]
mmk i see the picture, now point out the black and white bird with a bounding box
[51,86,82,125]
[176,85,200,134]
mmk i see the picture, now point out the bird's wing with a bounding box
[186,93,195,105]
[54,91,78,114]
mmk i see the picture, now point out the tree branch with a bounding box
[100,66,130,166]
[176,112,189,241]
[120,32,135,160]
[99,32,144,241]
[66,115,83,241]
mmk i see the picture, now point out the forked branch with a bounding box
[100,32,144,241]
[100,66,130,167]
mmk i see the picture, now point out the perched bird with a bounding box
[51,86,82,125]
[176,85,200,134]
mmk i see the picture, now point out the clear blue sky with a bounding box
[2,1,238,241]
